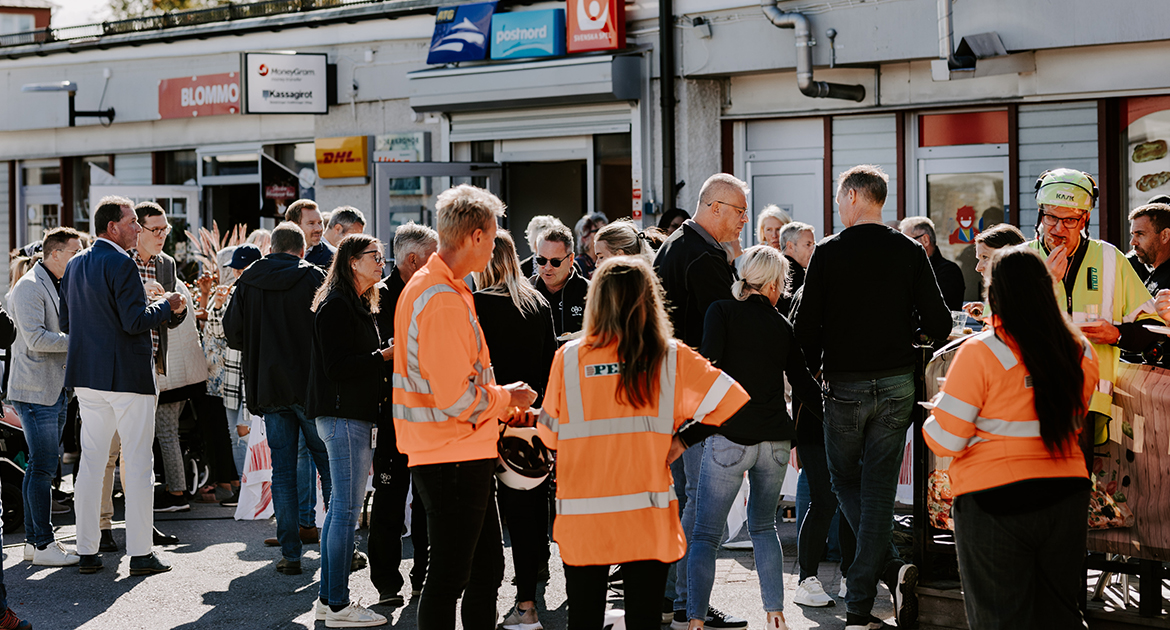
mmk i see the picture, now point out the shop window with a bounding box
[22,163,59,186]
[1124,96,1170,210]
[202,153,259,177]
[594,133,631,222]
[69,155,112,234]
[160,150,197,185]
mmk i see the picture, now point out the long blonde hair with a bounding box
[473,230,548,316]
[582,256,673,408]
[732,245,790,301]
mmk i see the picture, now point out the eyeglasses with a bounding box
[708,200,748,218]
[1039,211,1086,229]
[358,250,385,264]
[536,253,572,268]
[912,232,931,244]
[144,224,172,237]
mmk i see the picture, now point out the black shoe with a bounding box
[376,592,405,607]
[276,558,302,575]
[154,491,190,513]
[661,597,674,624]
[78,554,103,574]
[883,563,919,628]
[845,613,894,630]
[219,488,240,507]
[704,606,748,629]
[351,550,368,571]
[153,527,179,546]
[98,530,119,553]
[129,552,171,576]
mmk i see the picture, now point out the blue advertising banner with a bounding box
[426,1,496,65]
[490,9,566,60]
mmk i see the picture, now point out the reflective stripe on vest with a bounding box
[975,331,1017,371]
[556,339,679,517]
[1101,244,1117,323]
[399,283,493,423]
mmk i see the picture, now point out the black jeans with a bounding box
[496,477,551,602]
[369,431,411,596]
[412,458,504,630]
[564,560,668,630]
[410,478,429,591]
[954,489,1090,630]
[193,394,240,485]
[796,428,855,581]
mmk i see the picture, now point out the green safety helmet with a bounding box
[1034,168,1098,212]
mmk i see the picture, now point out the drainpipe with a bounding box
[937,0,975,70]
[760,0,865,102]
[660,0,677,207]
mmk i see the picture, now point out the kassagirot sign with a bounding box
[567,0,624,53]
[158,73,240,119]
[242,52,328,115]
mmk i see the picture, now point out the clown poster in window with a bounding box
[927,172,1004,302]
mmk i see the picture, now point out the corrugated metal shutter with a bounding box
[449,103,631,143]
[832,114,898,233]
[115,152,153,185]
[0,162,8,296]
[1018,102,1099,238]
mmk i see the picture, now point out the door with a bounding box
[917,156,1010,302]
[745,159,825,242]
[373,162,502,249]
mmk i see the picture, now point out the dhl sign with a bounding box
[315,136,369,179]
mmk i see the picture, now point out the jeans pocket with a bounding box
[317,417,338,443]
[823,391,861,434]
[770,440,792,468]
[877,391,915,431]
[710,438,746,468]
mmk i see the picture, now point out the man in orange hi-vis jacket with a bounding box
[392,184,537,630]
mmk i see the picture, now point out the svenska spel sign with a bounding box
[567,0,625,53]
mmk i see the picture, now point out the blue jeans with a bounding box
[225,403,248,478]
[317,417,374,607]
[671,441,704,612]
[297,434,318,528]
[261,404,332,562]
[15,391,68,548]
[687,436,791,619]
[823,373,914,617]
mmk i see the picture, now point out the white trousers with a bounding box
[74,387,157,557]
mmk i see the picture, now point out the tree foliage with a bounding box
[107,0,233,20]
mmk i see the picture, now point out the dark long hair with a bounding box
[312,234,382,314]
[582,256,673,408]
[987,246,1085,453]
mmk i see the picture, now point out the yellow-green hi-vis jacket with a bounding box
[1029,238,1161,444]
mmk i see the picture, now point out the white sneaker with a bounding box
[839,577,847,599]
[793,576,835,607]
[32,540,80,566]
[316,599,328,621]
[23,543,33,562]
[325,602,387,628]
[500,603,543,630]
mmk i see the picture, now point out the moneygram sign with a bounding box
[567,0,624,53]
[490,9,565,60]
[158,73,240,119]
[242,52,328,115]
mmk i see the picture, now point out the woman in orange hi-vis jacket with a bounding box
[533,255,750,630]
[923,246,1099,630]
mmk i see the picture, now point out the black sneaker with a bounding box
[704,606,747,629]
[845,613,894,630]
[129,551,172,576]
[661,597,674,624]
[154,490,190,513]
[219,488,240,507]
[883,563,918,628]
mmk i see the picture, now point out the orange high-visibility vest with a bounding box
[392,253,508,466]
[536,337,749,566]
[923,327,1099,497]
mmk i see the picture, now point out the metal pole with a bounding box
[659,0,677,208]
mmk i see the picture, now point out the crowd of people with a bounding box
[0,162,1163,630]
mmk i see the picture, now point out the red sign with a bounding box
[158,72,241,120]
[567,0,624,53]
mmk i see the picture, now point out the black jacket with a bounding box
[306,287,388,422]
[929,248,966,310]
[795,224,951,380]
[701,295,823,445]
[533,270,589,338]
[653,222,736,349]
[473,291,557,407]
[224,253,326,414]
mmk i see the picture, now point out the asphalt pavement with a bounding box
[2,496,902,629]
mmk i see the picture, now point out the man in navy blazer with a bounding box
[60,195,186,576]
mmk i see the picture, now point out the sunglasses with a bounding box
[536,254,572,268]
